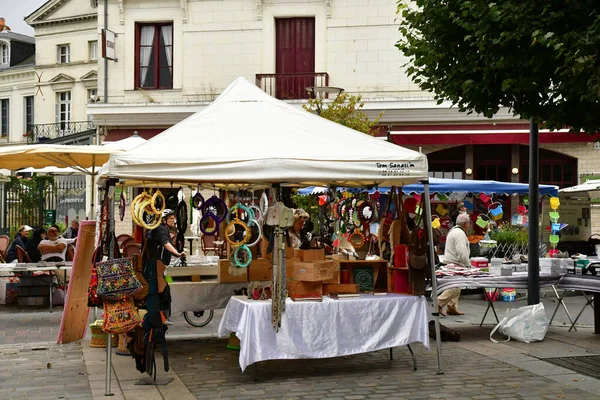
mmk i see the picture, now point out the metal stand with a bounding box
[422,180,444,375]
[104,335,114,396]
[548,286,576,330]
[568,294,595,332]
[135,357,173,386]
[389,345,417,371]
[480,288,500,326]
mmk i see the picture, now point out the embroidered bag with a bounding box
[102,297,141,334]
[88,249,103,307]
[96,257,142,300]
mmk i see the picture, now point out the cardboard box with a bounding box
[287,280,322,299]
[218,259,248,283]
[292,260,334,282]
[322,283,359,295]
[294,248,325,262]
[248,258,272,281]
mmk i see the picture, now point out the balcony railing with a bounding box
[27,121,96,144]
[256,72,329,100]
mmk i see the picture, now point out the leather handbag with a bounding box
[96,257,142,300]
[102,297,141,334]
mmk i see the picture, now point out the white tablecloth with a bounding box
[218,294,430,372]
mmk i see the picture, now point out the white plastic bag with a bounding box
[490,303,549,343]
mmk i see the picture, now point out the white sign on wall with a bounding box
[543,198,591,243]
[102,29,116,60]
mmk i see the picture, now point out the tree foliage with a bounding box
[303,92,383,135]
[396,0,600,133]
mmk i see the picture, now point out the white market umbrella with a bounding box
[16,166,87,175]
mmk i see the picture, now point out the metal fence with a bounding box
[0,175,87,236]
[476,241,547,260]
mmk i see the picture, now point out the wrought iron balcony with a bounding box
[26,121,96,144]
[256,72,329,100]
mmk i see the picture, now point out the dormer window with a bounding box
[0,42,8,66]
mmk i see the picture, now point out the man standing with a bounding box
[149,209,185,266]
[438,213,471,316]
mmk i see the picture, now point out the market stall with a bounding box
[96,77,439,381]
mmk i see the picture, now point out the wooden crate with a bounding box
[218,260,248,283]
[338,260,388,292]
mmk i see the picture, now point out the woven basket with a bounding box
[89,320,119,348]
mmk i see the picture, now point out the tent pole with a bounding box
[422,179,444,375]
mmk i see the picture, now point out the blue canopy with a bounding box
[297,178,558,197]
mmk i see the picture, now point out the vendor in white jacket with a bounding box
[438,213,471,316]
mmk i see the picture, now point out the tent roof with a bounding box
[298,178,559,197]
[559,179,600,198]
[104,77,428,188]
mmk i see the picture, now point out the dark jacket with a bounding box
[6,234,28,263]
[149,224,172,266]
[26,235,45,263]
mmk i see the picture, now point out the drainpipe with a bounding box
[103,0,108,103]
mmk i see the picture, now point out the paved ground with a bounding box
[1,289,600,399]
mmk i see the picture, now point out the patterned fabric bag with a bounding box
[103,297,141,334]
[96,257,142,300]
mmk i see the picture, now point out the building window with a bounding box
[135,23,173,89]
[55,91,71,133]
[1,99,9,136]
[24,96,34,133]
[57,44,70,63]
[89,41,98,61]
[87,88,98,103]
[0,42,8,65]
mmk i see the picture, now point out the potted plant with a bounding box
[0,133,7,139]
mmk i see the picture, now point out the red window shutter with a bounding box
[275,17,315,99]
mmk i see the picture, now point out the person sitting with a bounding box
[62,218,79,239]
[6,225,33,263]
[38,226,76,262]
[26,227,46,263]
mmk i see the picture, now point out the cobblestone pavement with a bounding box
[2,295,600,399]
[0,307,63,344]
[168,336,600,400]
[0,341,92,400]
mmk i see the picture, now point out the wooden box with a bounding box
[322,260,340,284]
[338,260,388,292]
[292,260,334,282]
[322,283,360,295]
[287,280,323,299]
[248,258,272,281]
[293,248,325,262]
[218,259,248,283]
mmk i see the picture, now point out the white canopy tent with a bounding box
[102,77,443,373]
[559,179,600,199]
[104,77,427,188]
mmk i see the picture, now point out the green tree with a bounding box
[303,92,383,135]
[396,0,600,133]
